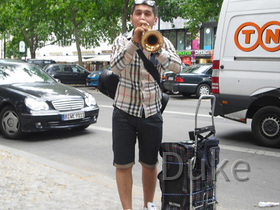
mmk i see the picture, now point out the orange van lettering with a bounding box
[242,30,255,44]
[265,29,279,44]
[235,21,280,52]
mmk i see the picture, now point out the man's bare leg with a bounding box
[142,164,157,208]
[116,167,133,209]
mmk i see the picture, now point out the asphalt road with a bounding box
[0,87,279,209]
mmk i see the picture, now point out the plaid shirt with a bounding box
[110,30,181,118]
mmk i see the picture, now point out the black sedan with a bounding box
[43,64,90,85]
[163,64,212,98]
[0,59,99,139]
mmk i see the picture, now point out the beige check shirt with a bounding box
[110,30,181,118]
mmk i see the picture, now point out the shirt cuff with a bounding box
[126,41,139,55]
[156,49,169,65]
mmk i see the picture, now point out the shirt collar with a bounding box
[125,30,134,40]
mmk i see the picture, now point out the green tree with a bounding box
[48,0,108,65]
[116,0,223,37]
[180,0,223,36]
[0,0,222,62]
[5,0,52,58]
[6,36,26,59]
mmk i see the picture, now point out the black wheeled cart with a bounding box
[158,95,220,209]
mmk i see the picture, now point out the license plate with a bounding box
[62,112,85,121]
[168,77,174,81]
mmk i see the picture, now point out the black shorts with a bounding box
[112,107,163,168]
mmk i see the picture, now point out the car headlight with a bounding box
[84,92,97,106]
[25,97,49,111]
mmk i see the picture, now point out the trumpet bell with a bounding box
[141,30,164,52]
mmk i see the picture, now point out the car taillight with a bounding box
[175,76,184,83]
[212,60,220,70]
[212,60,220,94]
[162,75,166,81]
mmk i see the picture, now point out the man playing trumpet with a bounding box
[110,1,181,209]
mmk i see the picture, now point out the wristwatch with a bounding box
[131,38,139,47]
[155,48,162,56]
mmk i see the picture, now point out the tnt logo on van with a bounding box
[234,21,280,52]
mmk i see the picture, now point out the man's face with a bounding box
[130,4,157,29]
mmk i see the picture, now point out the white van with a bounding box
[212,0,280,147]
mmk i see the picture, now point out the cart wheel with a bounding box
[196,84,211,98]
[251,106,280,148]
[0,105,22,139]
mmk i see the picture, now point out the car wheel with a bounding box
[196,84,211,98]
[0,105,22,139]
[170,90,180,95]
[251,106,280,148]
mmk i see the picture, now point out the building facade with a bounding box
[155,17,216,66]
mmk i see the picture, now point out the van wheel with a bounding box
[196,84,211,98]
[251,106,280,148]
[0,105,22,139]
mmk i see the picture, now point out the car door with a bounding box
[45,65,64,82]
[60,65,75,84]
[71,65,90,84]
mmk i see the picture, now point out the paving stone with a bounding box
[0,149,162,210]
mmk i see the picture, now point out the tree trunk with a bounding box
[21,27,37,59]
[71,9,83,66]
[74,26,82,66]
[122,0,129,34]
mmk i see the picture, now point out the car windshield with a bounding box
[0,63,56,85]
[182,65,211,74]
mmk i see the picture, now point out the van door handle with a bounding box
[220,65,224,69]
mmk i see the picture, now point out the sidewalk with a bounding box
[0,145,161,210]
[0,145,229,210]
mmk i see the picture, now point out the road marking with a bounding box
[97,105,279,158]
[99,105,113,109]
[220,145,280,158]
[164,110,211,118]
[91,126,112,132]
[98,105,212,118]
[90,126,280,158]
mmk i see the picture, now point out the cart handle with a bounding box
[195,94,216,134]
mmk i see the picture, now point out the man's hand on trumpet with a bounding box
[132,20,151,45]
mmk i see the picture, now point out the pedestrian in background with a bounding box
[110,0,181,209]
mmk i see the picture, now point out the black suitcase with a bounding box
[158,95,219,210]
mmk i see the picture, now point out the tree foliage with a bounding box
[48,0,105,65]
[0,0,223,62]
[180,0,223,36]
[1,0,51,58]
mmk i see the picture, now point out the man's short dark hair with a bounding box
[131,1,158,17]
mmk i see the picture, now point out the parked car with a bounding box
[163,64,213,98]
[27,59,56,68]
[0,59,99,139]
[86,67,111,87]
[160,70,179,95]
[43,64,90,85]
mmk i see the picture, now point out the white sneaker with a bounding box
[147,202,157,210]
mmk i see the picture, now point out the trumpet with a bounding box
[141,30,164,53]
